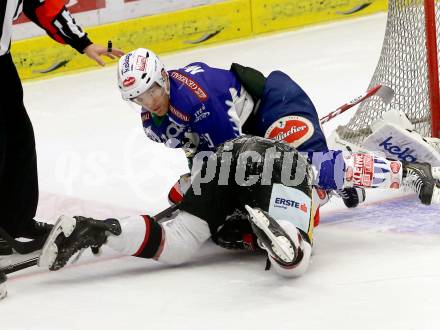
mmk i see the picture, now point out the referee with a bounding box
[0,0,123,254]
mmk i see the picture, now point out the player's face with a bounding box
[131,83,169,116]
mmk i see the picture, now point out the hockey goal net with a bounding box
[337,0,440,145]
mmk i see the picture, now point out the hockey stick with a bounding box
[1,257,39,275]
[1,255,39,299]
[153,203,180,223]
[319,84,394,125]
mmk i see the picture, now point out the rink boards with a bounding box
[11,0,387,81]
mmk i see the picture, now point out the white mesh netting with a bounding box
[337,0,440,144]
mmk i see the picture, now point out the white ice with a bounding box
[2,13,440,330]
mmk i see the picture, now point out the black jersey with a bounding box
[179,136,313,235]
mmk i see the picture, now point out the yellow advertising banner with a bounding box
[11,0,387,81]
[251,0,388,34]
[12,0,252,80]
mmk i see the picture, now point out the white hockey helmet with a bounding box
[117,48,169,101]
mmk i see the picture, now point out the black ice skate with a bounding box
[0,219,54,256]
[0,238,12,256]
[39,216,121,271]
[402,162,440,205]
[245,205,297,265]
[21,219,54,240]
[336,187,366,208]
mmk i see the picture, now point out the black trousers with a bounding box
[0,53,38,238]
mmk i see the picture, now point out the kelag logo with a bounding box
[379,137,417,162]
[274,197,308,213]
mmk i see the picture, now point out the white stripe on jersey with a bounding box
[1,0,20,56]
[61,9,85,38]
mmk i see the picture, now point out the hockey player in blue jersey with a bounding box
[118,48,327,155]
[117,48,364,211]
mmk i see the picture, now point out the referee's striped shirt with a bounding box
[1,0,91,57]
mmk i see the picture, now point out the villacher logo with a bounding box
[264,115,314,148]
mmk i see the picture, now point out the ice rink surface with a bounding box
[2,13,440,330]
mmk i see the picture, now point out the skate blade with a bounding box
[0,282,7,300]
[0,272,7,300]
[432,185,440,204]
[38,215,77,269]
[245,205,295,263]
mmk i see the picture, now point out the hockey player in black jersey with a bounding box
[39,136,440,277]
[0,0,124,254]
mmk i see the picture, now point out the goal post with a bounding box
[337,0,440,145]
[425,0,440,137]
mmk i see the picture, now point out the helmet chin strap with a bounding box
[162,70,171,95]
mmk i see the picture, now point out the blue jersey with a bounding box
[141,62,243,156]
[244,71,328,153]
[141,62,328,159]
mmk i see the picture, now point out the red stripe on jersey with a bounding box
[133,215,152,256]
[35,0,67,44]
[168,182,184,205]
[314,206,320,227]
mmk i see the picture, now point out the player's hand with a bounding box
[83,44,125,66]
[211,215,257,251]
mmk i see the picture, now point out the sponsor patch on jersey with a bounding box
[123,76,136,87]
[135,55,146,71]
[269,183,312,234]
[143,126,162,143]
[170,71,208,101]
[194,104,210,123]
[264,115,314,148]
[169,105,190,122]
[274,197,308,213]
[352,154,374,187]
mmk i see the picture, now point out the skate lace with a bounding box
[336,189,350,200]
[403,169,424,195]
[53,237,96,270]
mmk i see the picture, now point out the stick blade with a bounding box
[375,84,395,105]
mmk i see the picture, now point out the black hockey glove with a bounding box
[211,213,257,251]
